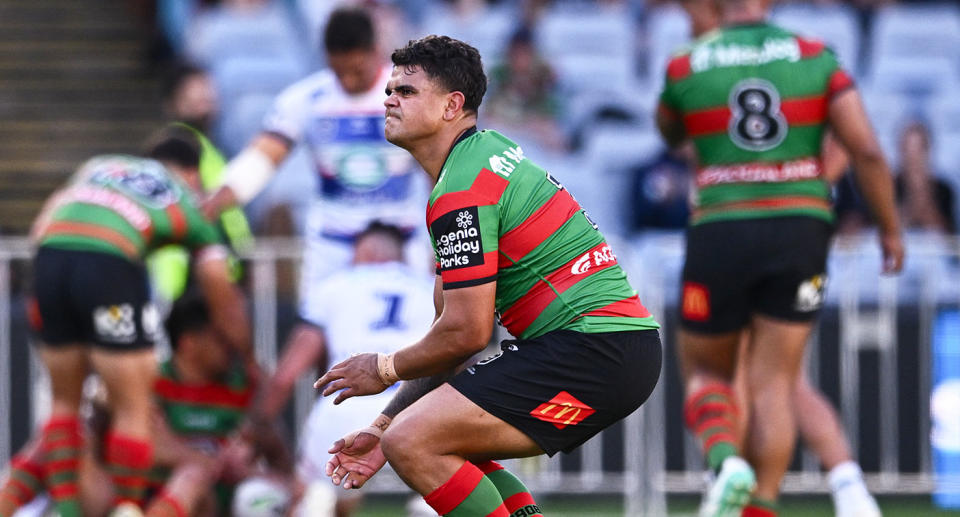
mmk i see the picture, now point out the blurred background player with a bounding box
[151,66,254,305]
[657,1,904,516]
[203,5,430,426]
[672,1,885,516]
[262,222,434,517]
[143,292,292,517]
[20,127,252,516]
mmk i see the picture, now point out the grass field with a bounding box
[354,494,960,516]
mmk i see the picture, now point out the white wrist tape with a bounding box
[376,353,400,386]
[223,147,276,204]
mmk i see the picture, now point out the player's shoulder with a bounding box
[437,129,520,193]
[766,23,837,60]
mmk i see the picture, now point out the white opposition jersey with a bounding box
[297,261,435,483]
[263,65,426,239]
[311,261,435,365]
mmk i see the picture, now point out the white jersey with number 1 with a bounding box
[297,261,435,483]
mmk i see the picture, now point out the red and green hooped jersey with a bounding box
[36,155,221,261]
[659,22,854,225]
[153,359,254,451]
[427,129,659,340]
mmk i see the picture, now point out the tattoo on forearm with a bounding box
[382,371,453,418]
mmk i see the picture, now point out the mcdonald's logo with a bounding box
[530,391,595,429]
[682,282,711,322]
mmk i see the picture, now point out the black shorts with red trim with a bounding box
[448,328,661,456]
[31,246,158,350]
[679,216,833,334]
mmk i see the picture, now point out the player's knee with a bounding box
[381,425,422,470]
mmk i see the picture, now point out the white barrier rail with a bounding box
[2,232,958,515]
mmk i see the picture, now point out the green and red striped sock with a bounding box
[41,416,83,517]
[105,432,153,508]
[424,461,508,516]
[684,383,740,472]
[476,461,543,516]
[0,451,45,517]
[742,498,778,517]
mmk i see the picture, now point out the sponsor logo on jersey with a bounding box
[691,38,800,73]
[794,273,827,312]
[432,206,483,270]
[697,158,820,187]
[571,245,616,275]
[68,186,153,232]
[682,282,711,322]
[531,391,595,429]
[489,145,525,178]
[93,304,136,343]
[91,160,181,209]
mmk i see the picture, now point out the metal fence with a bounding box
[2,232,958,515]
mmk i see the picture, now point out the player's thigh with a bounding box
[746,313,813,386]
[384,383,543,462]
[90,348,157,414]
[679,221,757,334]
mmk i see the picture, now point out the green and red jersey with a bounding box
[659,22,854,225]
[427,128,659,340]
[35,155,221,261]
[153,359,254,452]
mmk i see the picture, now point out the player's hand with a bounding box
[202,186,237,219]
[313,353,387,404]
[325,428,387,489]
[879,230,904,274]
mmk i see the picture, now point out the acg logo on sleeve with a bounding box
[431,206,483,270]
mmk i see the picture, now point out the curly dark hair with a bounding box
[391,35,487,114]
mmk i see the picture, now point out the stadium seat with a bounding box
[184,2,310,69]
[536,6,635,59]
[531,5,637,96]
[771,3,861,75]
[867,4,960,95]
[419,2,518,65]
[865,56,960,97]
[565,124,664,238]
[870,4,960,65]
[644,5,692,85]
[553,54,635,96]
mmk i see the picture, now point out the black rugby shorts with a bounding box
[449,328,661,456]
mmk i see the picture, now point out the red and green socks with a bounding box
[105,432,154,508]
[684,383,740,473]
[41,416,83,517]
[424,461,508,516]
[476,461,543,516]
[0,450,44,517]
[743,498,778,517]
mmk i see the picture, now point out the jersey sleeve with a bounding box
[427,186,501,290]
[261,79,313,144]
[180,196,224,249]
[824,48,855,101]
[659,53,692,115]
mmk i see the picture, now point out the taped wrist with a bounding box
[376,353,399,386]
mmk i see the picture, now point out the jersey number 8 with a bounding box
[728,78,788,152]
